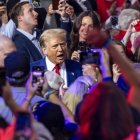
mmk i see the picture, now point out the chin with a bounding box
[57,59,65,64]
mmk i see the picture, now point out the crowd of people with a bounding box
[0,0,140,139]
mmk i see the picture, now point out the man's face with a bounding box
[42,37,67,64]
[19,3,38,28]
[0,41,16,67]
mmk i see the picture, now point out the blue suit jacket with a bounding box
[13,30,43,63]
[31,58,82,87]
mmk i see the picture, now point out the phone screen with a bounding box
[32,66,44,94]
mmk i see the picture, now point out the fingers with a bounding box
[59,0,66,5]
[71,51,80,61]
[26,73,32,87]
[112,64,121,74]
[82,64,96,74]
[0,5,6,15]
[131,19,140,26]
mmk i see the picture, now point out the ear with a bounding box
[17,15,22,22]
[42,47,47,56]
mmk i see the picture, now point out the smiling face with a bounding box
[65,5,74,17]
[79,16,94,41]
[42,36,67,64]
[18,3,38,29]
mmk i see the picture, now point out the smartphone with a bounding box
[80,49,100,66]
[32,66,44,93]
[32,66,44,85]
[0,68,6,96]
[0,0,6,6]
[52,0,60,10]
[15,111,32,139]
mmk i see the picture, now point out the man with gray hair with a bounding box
[31,28,82,88]
[0,35,16,67]
[118,8,140,30]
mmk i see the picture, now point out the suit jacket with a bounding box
[31,58,82,87]
[13,30,43,63]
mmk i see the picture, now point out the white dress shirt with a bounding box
[45,56,68,88]
[0,19,16,39]
[17,28,43,56]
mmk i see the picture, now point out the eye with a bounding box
[52,44,58,48]
[60,43,66,47]
[88,25,94,29]
[81,23,86,27]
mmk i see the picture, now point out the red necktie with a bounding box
[53,65,60,75]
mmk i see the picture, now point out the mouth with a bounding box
[83,32,88,36]
[34,18,38,22]
[57,54,64,59]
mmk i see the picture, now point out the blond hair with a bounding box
[62,76,96,114]
[40,28,67,48]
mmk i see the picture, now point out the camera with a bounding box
[80,49,100,65]
[78,41,100,66]
[78,41,88,52]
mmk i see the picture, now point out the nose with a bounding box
[57,44,63,51]
[84,25,89,32]
[33,10,38,17]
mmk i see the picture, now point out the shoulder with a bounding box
[30,58,46,69]
[65,59,82,70]
[13,30,28,42]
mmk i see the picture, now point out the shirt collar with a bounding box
[45,56,65,71]
[17,28,37,41]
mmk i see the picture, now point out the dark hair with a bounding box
[78,82,134,140]
[10,1,29,27]
[69,11,100,57]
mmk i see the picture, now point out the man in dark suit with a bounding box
[31,28,82,87]
[11,1,43,62]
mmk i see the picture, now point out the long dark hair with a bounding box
[69,11,100,57]
[78,82,134,140]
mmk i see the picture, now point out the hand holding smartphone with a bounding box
[14,111,33,139]
[32,66,45,94]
